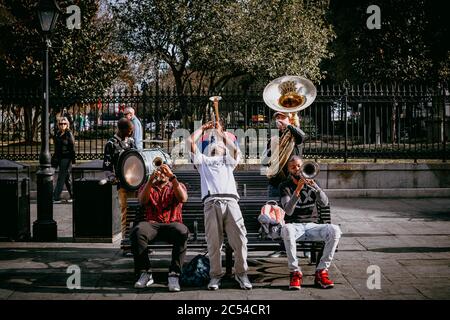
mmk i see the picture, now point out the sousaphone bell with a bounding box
[263,75,317,113]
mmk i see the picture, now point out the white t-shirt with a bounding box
[190,149,241,201]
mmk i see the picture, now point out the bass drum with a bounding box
[116,148,172,191]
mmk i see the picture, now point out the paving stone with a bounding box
[413,285,450,299]
[0,288,14,299]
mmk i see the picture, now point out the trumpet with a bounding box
[153,156,163,168]
[208,96,222,127]
[149,156,166,183]
[300,161,320,180]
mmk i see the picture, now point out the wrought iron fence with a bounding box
[0,83,449,161]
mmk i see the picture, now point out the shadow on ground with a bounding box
[0,247,295,295]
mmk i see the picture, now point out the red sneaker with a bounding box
[315,269,334,289]
[289,271,302,290]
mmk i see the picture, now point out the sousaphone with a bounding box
[262,75,318,179]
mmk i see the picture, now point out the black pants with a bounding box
[130,221,189,275]
[53,158,72,200]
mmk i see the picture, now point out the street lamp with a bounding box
[33,0,61,241]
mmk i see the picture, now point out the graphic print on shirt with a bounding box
[295,187,316,209]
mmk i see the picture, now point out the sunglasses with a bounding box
[59,123,68,125]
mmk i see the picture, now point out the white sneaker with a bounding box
[134,272,154,288]
[235,273,252,290]
[208,277,221,290]
[168,272,180,292]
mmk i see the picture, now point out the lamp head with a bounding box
[37,0,61,33]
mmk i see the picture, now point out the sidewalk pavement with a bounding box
[0,198,449,300]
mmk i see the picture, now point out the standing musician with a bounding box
[263,111,305,198]
[189,120,253,291]
[102,118,136,238]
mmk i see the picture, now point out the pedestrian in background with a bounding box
[124,107,143,150]
[52,117,76,203]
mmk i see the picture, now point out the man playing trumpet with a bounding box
[131,162,189,292]
[279,156,342,290]
[189,120,252,291]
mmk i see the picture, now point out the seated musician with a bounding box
[280,155,342,290]
[130,163,189,292]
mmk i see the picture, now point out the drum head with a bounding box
[118,149,146,191]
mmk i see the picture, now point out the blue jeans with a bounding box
[281,223,342,272]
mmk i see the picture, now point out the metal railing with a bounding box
[0,83,448,161]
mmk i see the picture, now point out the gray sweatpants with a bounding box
[204,198,248,278]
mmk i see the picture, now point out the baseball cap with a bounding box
[272,111,289,119]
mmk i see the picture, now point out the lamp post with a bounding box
[33,0,61,241]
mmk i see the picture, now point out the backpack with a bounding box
[258,200,286,240]
[180,253,210,287]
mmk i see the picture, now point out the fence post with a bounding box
[343,80,349,162]
[442,82,448,162]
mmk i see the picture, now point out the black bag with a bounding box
[180,253,210,287]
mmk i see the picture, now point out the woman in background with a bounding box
[52,116,76,203]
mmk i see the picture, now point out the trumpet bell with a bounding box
[263,75,317,112]
[209,96,222,102]
[301,161,320,179]
[153,156,163,167]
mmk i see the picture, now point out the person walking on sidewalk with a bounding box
[280,155,342,290]
[131,163,188,292]
[52,117,75,203]
[189,120,252,291]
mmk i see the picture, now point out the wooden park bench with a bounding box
[120,172,332,275]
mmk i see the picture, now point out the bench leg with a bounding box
[310,248,317,265]
[225,243,233,276]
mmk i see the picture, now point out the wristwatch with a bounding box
[169,175,177,181]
